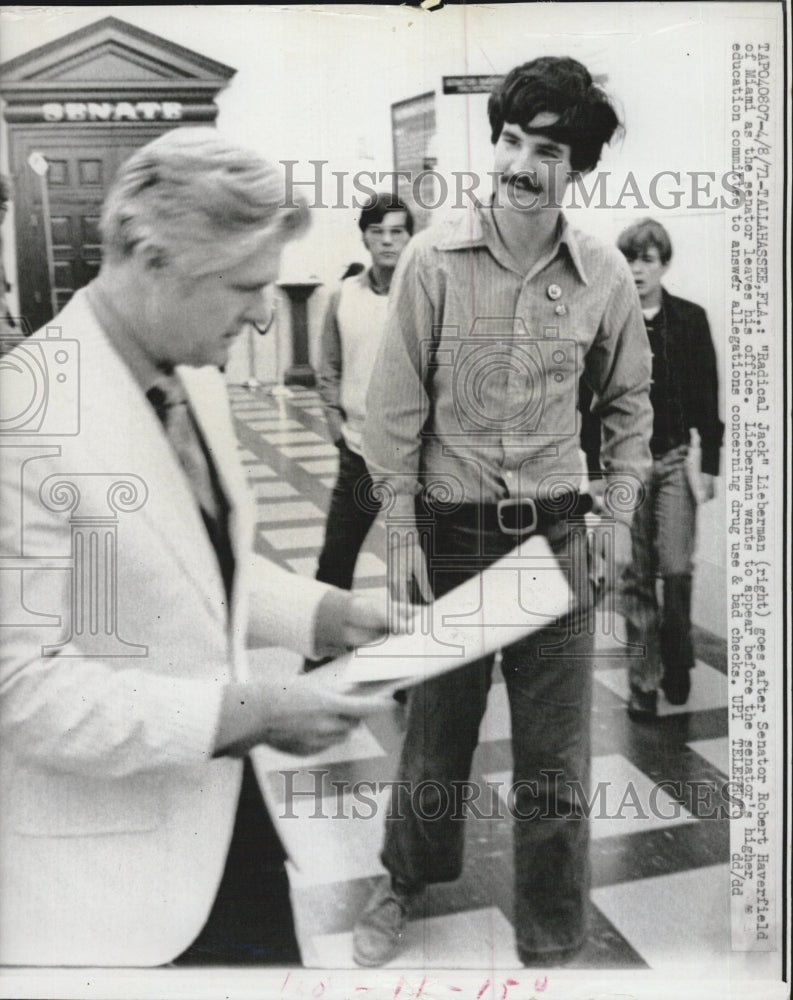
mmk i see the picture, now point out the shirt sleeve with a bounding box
[316,286,345,442]
[583,258,654,524]
[362,239,434,496]
[246,552,351,658]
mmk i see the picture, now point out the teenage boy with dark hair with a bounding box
[614,218,723,719]
[312,194,413,595]
[355,57,653,967]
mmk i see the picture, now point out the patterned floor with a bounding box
[227,383,768,978]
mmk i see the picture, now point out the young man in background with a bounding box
[615,218,723,719]
[313,193,413,593]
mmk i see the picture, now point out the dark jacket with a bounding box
[580,288,724,476]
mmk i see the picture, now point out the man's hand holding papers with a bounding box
[313,534,573,696]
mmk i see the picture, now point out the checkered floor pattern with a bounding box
[227,384,765,977]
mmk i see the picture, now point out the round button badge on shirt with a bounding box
[547,284,562,300]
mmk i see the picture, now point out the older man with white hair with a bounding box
[0,128,393,967]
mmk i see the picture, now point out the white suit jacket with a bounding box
[0,290,334,966]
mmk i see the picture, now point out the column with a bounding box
[278,280,322,387]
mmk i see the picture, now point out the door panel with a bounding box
[10,126,173,330]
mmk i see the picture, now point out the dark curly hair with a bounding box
[488,57,621,173]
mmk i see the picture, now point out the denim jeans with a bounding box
[315,441,380,590]
[381,506,595,961]
[620,444,697,693]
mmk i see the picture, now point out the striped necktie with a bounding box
[147,375,219,521]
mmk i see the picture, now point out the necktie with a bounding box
[147,374,235,604]
[147,375,219,521]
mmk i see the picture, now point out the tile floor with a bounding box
[227,384,767,978]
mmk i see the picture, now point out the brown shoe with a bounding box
[353,878,420,967]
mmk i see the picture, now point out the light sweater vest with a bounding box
[336,272,389,454]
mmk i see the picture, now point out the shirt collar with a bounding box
[366,267,391,296]
[433,198,589,285]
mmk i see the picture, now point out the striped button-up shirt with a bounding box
[362,202,653,524]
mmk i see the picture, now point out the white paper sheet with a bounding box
[314,533,572,693]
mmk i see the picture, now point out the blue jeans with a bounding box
[381,507,595,961]
[315,441,380,590]
[620,445,697,693]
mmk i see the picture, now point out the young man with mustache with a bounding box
[357,56,653,967]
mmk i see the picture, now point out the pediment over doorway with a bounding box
[0,16,235,111]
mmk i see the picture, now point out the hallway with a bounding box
[229,383,751,976]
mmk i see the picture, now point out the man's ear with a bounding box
[136,238,169,272]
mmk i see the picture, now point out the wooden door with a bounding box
[10,126,170,331]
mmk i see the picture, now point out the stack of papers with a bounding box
[315,533,573,695]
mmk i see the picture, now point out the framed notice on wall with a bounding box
[390,90,436,229]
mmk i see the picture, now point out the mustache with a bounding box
[501,172,543,194]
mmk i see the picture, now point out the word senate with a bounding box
[41,101,183,122]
